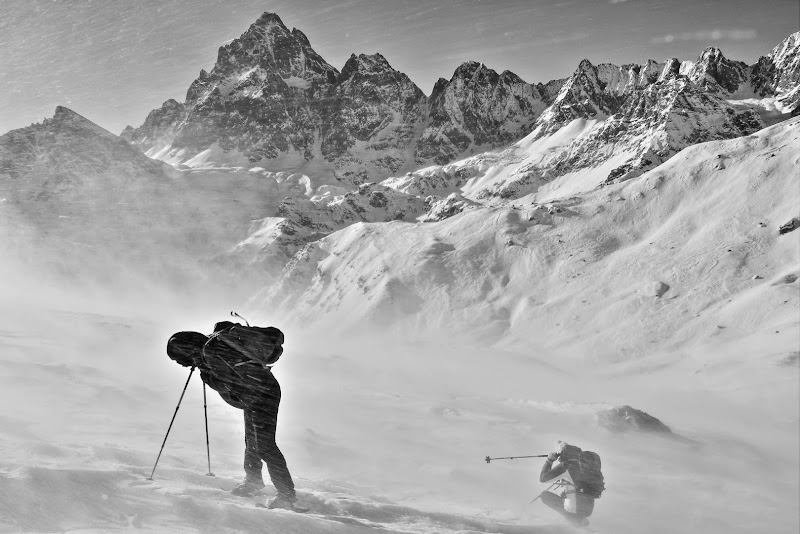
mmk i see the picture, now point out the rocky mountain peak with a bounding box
[535,57,624,131]
[698,46,724,62]
[577,58,595,72]
[453,60,482,77]
[749,31,800,111]
[417,60,554,165]
[688,46,749,93]
[1,107,166,203]
[339,53,395,80]
[49,106,115,138]
[253,11,286,29]
[658,58,682,81]
[207,10,337,89]
[449,60,505,89]
[430,77,449,97]
[499,70,525,85]
[290,27,312,47]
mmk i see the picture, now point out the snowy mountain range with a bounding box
[1,11,799,534]
[121,14,798,185]
[112,15,800,274]
[2,13,798,344]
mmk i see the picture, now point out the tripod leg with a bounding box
[147,367,195,480]
[204,382,214,476]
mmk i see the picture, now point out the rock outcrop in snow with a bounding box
[596,405,674,435]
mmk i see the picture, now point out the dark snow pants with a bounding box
[540,490,594,524]
[243,401,295,499]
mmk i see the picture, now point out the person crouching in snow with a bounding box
[538,440,604,527]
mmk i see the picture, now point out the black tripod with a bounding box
[147,367,215,480]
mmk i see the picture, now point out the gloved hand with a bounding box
[547,451,560,462]
[191,350,207,370]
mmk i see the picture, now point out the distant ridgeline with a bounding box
[121,12,800,186]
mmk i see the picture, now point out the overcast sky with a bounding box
[1,0,797,134]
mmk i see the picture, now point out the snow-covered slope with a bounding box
[261,117,800,364]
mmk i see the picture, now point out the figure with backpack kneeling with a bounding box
[166,319,299,510]
[538,441,604,528]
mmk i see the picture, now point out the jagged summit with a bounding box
[339,53,396,80]
[687,46,749,93]
[750,31,800,111]
[453,60,484,76]
[253,11,285,27]
[47,106,119,139]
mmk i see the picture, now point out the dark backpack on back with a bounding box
[200,324,284,397]
[569,450,605,499]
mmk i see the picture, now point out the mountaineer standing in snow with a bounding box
[167,320,298,510]
[538,441,604,527]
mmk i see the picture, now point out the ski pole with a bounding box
[203,382,215,477]
[147,367,195,480]
[485,454,549,463]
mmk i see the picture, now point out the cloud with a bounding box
[651,28,757,44]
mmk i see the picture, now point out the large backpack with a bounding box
[561,444,605,499]
[200,324,284,397]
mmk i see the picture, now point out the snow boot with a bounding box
[266,493,298,510]
[231,478,266,497]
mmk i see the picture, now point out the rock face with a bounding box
[122,12,562,183]
[321,53,427,183]
[596,405,673,434]
[416,62,556,164]
[123,13,339,167]
[686,47,751,94]
[751,31,800,111]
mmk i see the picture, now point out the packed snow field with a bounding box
[1,122,798,534]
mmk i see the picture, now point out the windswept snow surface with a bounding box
[1,126,798,532]
[0,274,797,533]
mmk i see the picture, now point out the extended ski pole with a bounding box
[203,382,215,477]
[147,367,195,480]
[485,454,549,463]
